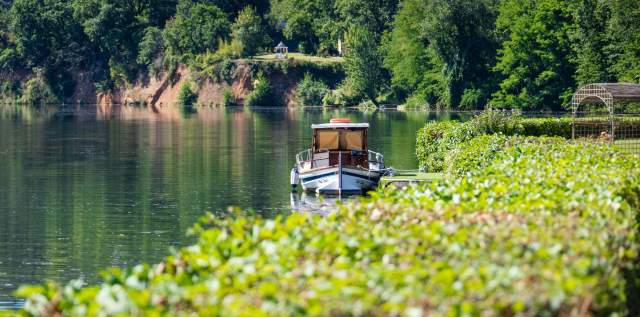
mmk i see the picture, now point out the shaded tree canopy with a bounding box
[0,0,639,109]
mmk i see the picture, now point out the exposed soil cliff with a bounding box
[96,61,342,112]
[2,60,344,115]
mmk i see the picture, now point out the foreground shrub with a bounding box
[444,135,569,177]
[9,139,640,316]
[416,121,478,172]
[294,73,329,106]
[444,134,509,176]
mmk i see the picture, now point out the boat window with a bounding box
[317,131,339,150]
[341,131,363,150]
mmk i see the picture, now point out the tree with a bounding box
[197,0,270,21]
[383,0,444,107]
[72,0,145,82]
[343,26,384,105]
[137,27,164,66]
[491,0,578,110]
[294,73,329,106]
[334,0,397,37]
[574,0,614,85]
[232,6,269,57]
[163,0,230,57]
[10,0,89,97]
[608,0,640,83]
[11,0,87,67]
[422,0,499,108]
[269,0,336,54]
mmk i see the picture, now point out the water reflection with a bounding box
[0,105,468,308]
[290,192,355,216]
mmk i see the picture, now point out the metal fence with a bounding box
[572,114,640,154]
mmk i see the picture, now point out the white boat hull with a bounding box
[299,166,382,194]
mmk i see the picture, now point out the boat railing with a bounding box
[298,149,384,168]
[296,149,312,165]
[368,150,384,166]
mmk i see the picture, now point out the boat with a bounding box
[290,118,385,195]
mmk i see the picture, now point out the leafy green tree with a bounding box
[492,0,578,110]
[11,0,87,67]
[383,0,444,107]
[422,0,498,108]
[0,2,21,73]
[574,0,614,85]
[269,0,336,54]
[163,0,230,57]
[137,27,164,66]
[344,26,384,106]
[72,0,146,82]
[198,0,270,20]
[334,0,397,37]
[608,0,640,83]
[10,0,89,97]
[232,6,269,57]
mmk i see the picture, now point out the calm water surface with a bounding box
[0,106,465,308]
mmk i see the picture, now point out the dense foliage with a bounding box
[177,81,198,111]
[413,109,640,171]
[5,136,640,315]
[416,111,528,171]
[343,26,384,106]
[244,70,274,107]
[0,0,639,107]
[294,73,329,106]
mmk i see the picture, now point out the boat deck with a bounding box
[378,172,444,189]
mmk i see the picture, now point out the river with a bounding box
[0,105,466,308]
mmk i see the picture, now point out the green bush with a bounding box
[177,82,198,111]
[245,71,274,107]
[444,134,508,176]
[0,80,21,102]
[444,135,569,177]
[459,88,485,110]
[472,110,524,135]
[520,117,573,138]
[20,73,59,105]
[294,73,329,106]
[417,112,571,170]
[416,121,478,172]
[402,93,430,110]
[221,87,236,107]
[10,139,640,316]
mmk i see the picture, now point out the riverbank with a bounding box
[0,57,345,110]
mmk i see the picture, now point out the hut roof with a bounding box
[592,83,640,101]
[572,83,640,110]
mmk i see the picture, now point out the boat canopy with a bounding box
[311,123,369,129]
[312,123,368,152]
